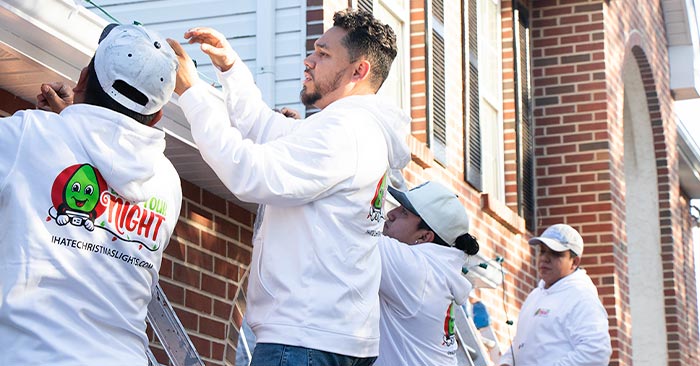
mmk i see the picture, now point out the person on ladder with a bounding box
[375,181,480,365]
[0,23,181,365]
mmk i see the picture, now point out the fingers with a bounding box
[36,93,51,111]
[280,107,301,119]
[38,83,72,113]
[184,27,226,46]
[167,38,200,95]
[167,38,188,58]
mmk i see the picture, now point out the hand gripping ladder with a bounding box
[146,283,205,366]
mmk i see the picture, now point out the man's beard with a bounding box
[300,69,345,107]
[300,86,322,107]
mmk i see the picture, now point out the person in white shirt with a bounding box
[499,224,612,366]
[376,181,479,366]
[0,24,182,366]
[166,9,410,366]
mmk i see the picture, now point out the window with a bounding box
[427,0,447,163]
[464,0,504,200]
[356,0,410,110]
[514,4,535,230]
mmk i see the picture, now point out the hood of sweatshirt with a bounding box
[59,104,167,203]
[328,95,411,189]
[423,244,472,305]
[538,268,598,296]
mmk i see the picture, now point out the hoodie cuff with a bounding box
[178,82,213,124]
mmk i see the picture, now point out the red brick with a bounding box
[185,289,213,314]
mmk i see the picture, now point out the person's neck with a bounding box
[543,268,578,289]
[316,83,376,110]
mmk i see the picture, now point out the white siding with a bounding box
[87,0,305,112]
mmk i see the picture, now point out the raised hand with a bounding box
[37,82,73,113]
[166,38,201,95]
[184,27,236,72]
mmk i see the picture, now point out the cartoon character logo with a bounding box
[442,303,456,347]
[46,164,166,252]
[367,173,388,222]
[48,164,108,231]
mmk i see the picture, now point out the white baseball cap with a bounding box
[94,24,177,115]
[528,224,584,256]
[388,181,470,247]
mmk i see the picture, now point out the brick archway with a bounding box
[621,41,670,365]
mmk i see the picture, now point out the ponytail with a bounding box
[419,218,479,255]
[455,233,479,255]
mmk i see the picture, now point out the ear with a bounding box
[414,230,434,245]
[571,255,581,269]
[73,67,89,94]
[351,59,371,83]
[147,109,164,127]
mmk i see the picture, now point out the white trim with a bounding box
[256,1,276,105]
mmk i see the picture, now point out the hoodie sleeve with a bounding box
[378,236,428,318]
[553,295,612,366]
[179,82,357,206]
[498,346,514,366]
[217,57,299,143]
[0,113,27,193]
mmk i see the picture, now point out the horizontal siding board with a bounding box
[88,0,304,111]
[276,7,303,33]
[275,32,302,57]
[89,0,256,25]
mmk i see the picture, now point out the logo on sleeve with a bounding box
[442,303,456,347]
[46,164,166,251]
[367,173,388,222]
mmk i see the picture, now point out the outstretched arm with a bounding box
[169,33,297,143]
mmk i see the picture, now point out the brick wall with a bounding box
[149,179,255,366]
[530,0,700,365]
[529,0,624,361]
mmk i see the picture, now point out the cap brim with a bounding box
[388,186,419,217]
[528,237,569,252]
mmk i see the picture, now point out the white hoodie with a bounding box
[499,269,612,366]
[178,56,411,357]
[0,105,182,366]
[374,237,472,366]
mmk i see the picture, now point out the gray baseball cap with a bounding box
[528,224,584,256]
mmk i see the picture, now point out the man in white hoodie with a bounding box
[0,24,181,365]
[375,181,479,366]
[499,224,612,366]
[167,8,410,366]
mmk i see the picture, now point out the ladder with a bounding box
[455,255,506,366]
[146,283,205,366]
[454,303,494,366]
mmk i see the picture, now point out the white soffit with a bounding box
[663,0,700,100]
[0,0,251,209]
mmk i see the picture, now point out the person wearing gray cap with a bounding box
[499,224,612,366]
[0,24,181,365]
[375,181,479,366]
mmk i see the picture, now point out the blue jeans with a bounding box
[250,343,377,366]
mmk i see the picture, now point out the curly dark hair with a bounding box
[333,8,398,91]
